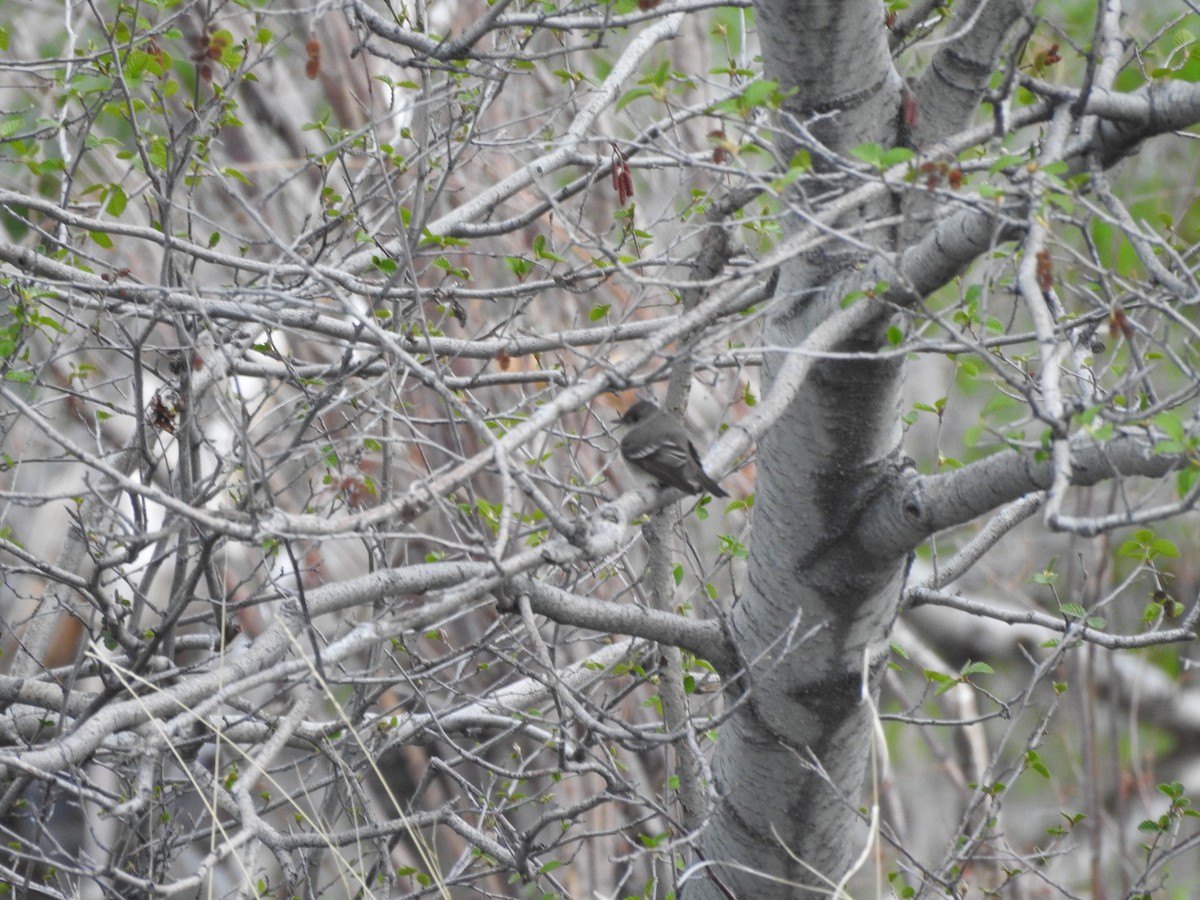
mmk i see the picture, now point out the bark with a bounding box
[692,0,1200,891]
[691,2,1033,895]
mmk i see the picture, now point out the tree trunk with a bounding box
[692,1,1029,895]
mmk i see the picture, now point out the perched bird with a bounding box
[616,400,728,497]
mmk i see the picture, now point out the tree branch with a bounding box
[506,575,735,673]
[874,429,1185,552]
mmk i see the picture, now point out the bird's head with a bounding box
[616,400,660,426]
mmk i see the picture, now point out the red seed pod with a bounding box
[150,393,176,434]
[709,129,729,164]
[901,87,919,130]
[619,167,634,205]
[1109,304,1133,341]
[1035,249,1053,294]
[610,143,634,206]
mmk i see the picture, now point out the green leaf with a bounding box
[961,660,994,677]
[372,256,398,275]
[1119,529,1181,561]
[1024,750,1051,778]
[616,86,655,111]
[741,79,780,108]
[1158,781,1185,800]
[841,288,866,307]
[989,153,1025,174]
[147,137,168,170]
[718,534,748,559]
[1177,466,1200,499]
[1154,410,1186,443]
[849,144,912,170]
[850,143,883,167]
[1030,562,1058,585]
[532,234,565,263]
[1168,56,1200,82]
[879,147,915,168]
[505,256,533,280]
[221,167,253,186]
[104,185,127,217]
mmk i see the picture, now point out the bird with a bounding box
[616,400,728,497]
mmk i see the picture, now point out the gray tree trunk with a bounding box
[692,1,1031,895]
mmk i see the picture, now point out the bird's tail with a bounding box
[700,470,729,498]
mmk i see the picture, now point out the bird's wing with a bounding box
[623,439,691,468]
[625,438,697,489]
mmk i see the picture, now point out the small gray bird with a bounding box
[617,400,728,497]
